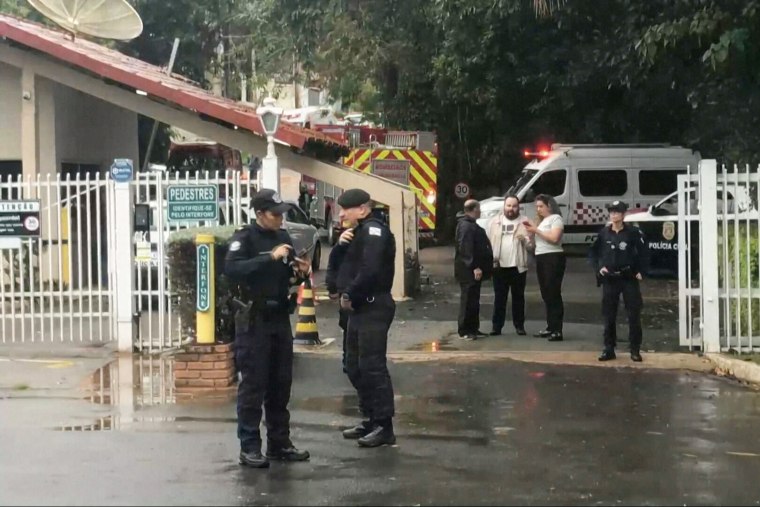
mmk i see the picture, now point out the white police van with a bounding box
[507,144,701,245]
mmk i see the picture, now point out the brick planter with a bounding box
[173,343,237,398]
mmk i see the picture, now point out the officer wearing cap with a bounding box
[333,188,397,447]
[224,188,311,468]
[589,200,650,362]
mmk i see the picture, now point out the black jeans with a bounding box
[602,277,643,351]
[535,252,566,333]
[345,294,396,423]
[492,267,527,332]
[235,310,293,453]
[458,281,482,336]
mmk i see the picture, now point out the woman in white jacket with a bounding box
[486,195,530,336]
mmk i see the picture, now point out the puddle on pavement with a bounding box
[55,355,178,431]
[406,337,459,352]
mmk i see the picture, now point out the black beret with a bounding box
[337,188,371,209]
[606,200,628,213]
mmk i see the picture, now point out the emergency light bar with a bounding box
[523,149,550,159]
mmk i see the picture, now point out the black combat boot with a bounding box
[630,350,643,362]
[357,421,396,448]
[342,420,373,439]
[239,449,270,468]
[598,348,616,361]
[266,443,310,461]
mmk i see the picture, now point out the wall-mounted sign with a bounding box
[0,201,41,237]
[167,185,219,222]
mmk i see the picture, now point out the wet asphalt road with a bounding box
[2,355,760,505]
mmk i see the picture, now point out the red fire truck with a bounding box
[303,125,438,244]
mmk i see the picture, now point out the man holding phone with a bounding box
[486,195,530,336]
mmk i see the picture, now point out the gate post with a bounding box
[111,160,136,352]
[699,160,721,352]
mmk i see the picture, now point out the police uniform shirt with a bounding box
[590,224,650,274]
[224,223,296,304]
[338,216,396,303]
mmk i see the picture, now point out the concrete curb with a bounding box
[706,353,760,388]
[294,347,715,373]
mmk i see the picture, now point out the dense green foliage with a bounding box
[7,0,759,237]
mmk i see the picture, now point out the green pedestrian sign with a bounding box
[167,185,218,222]
[197,244,211,312]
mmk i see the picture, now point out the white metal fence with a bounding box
[0,172,114,344]
[132,169,253,352]
[678,160,760,353]
[0,169,253,351]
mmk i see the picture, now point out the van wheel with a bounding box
[311,241,322,272]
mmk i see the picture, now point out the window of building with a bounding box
[578,169,627,197]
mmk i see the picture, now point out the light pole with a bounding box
[256,97,283,193]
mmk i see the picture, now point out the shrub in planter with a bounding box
[167,226,251,343]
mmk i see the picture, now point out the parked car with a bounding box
[624,185,756,277]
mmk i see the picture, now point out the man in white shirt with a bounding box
[486,195,530,336]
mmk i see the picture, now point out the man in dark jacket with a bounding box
[455,199,493,340]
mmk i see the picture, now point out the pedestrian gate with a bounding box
[0,170,252,351]
[678,160,760,353]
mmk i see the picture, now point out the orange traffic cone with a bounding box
[294,277,320,345]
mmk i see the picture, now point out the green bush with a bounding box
[719,223,760,337]
[167,226,250,343]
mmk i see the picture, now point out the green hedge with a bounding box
[719,223,760,338]
[167,226,252,343]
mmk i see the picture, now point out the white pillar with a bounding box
[20,67,37,180]
[699,159,720,353]
[112,174,135,352]
[261,136,280,193]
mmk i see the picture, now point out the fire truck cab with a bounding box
[304,124,438,244]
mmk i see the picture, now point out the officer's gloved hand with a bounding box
[338,229,354,245]
[271,244,292,261]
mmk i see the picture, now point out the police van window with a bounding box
[524,170,566,202]
[578,170,627,197]
[639,170,686,196]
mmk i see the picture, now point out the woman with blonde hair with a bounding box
[523,194,565,341]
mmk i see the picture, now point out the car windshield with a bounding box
[507,169,537,195]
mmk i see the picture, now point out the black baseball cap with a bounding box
[253,189,292,214]
[337,188,371,209]
[606,200,628,213]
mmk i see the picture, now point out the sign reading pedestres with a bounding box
[0,201,41,237]
[167,185,219,222]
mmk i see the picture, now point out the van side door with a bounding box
[572,168,631,244]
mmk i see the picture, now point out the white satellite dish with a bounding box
[26,0,143,41]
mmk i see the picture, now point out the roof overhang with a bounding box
[0,14,349,160]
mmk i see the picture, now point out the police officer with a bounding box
[224,188,311,468]
[335,189,397,447]
[589,200,650,362]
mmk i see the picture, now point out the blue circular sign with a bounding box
[110,159,133,183]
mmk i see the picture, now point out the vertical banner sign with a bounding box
[197,244,211,312]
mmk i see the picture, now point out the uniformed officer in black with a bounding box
[335,189,397,447]
[589,200,650,362]
[224,188,311,468]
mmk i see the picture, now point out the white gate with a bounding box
[0,172,115,344]
[131,169,253,352]
[679,160,760,353]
